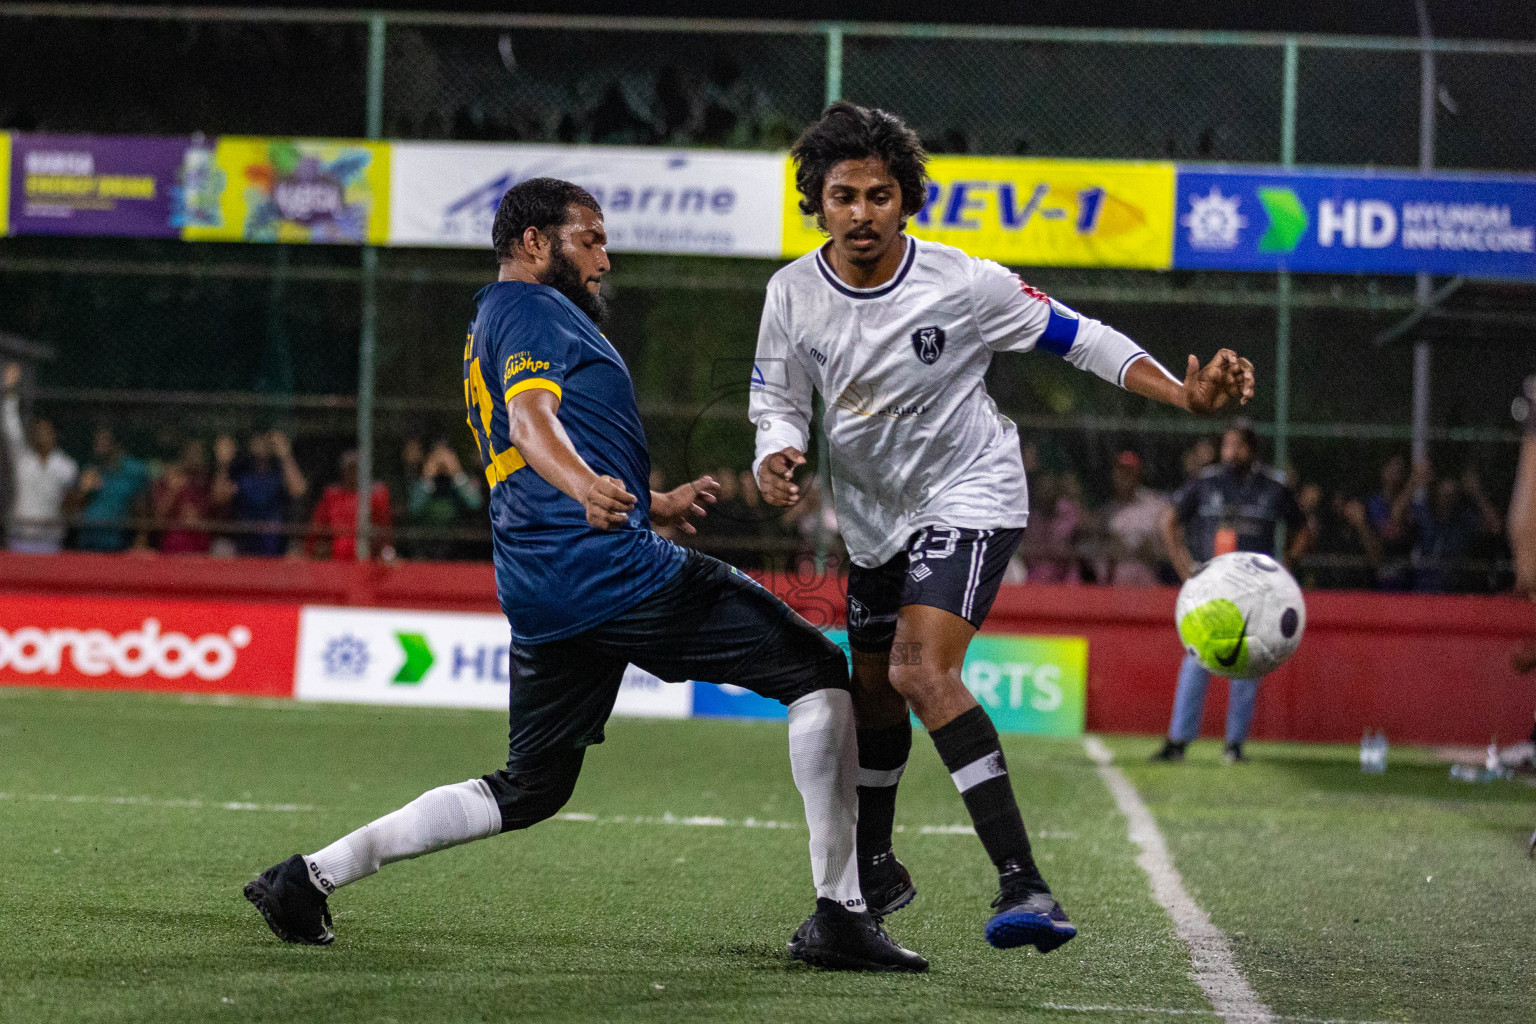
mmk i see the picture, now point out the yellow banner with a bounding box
[0,133,10,237]
[181,137,390,244]
[782,155,1175,269]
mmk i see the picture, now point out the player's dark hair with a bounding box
[492,177,601,261]
[790,101,929,228]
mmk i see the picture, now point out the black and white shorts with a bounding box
[845,526,1024,653]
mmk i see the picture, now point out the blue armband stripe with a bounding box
[1037,305,1079,356]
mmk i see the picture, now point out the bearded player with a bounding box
[751,103,1256,951]
[243,177,926,972]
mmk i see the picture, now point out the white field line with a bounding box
[0,792,313,812]
[1042,1004,1404,1024]
[0,791,1082,840]
[1083,736,1275,1024]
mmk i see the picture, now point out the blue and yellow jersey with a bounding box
[464,281,682,644]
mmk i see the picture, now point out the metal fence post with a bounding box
[1273,37,1298,554]
[355,14,385,561]
[1412,0,1436,466]
[812,24,843,573]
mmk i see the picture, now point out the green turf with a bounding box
[1111,737,1536,1024]
[0,688,1532,1023]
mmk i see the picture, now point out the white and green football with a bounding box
[1175,552,1306,678]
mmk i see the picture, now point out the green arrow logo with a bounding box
[393,632,435,684]
[1257,187,1308,253]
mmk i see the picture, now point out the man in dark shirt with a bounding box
[1153,423,1311,763]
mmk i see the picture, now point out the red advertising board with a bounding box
[0,594,299,697]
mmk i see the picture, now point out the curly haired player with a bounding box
[751,102,1256,951]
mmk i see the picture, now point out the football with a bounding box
[1175,552,1306,678]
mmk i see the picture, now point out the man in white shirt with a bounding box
[751,102,1255,954]
[2,362,77,554]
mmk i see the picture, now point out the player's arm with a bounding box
[971,259,1254,414]
[749,282,815,507]
[1123,351,1256,416]
[506,387,634,530]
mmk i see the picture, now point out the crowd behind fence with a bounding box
[1,7,1533,590]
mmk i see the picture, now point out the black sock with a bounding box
[855,720,912,863]
[930,706,1045,890]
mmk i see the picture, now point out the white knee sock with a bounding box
[787,688,866,912]
[305,778,502,894]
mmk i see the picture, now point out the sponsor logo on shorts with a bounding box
[908,564,934,582]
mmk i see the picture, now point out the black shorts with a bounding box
[845,526,1024,653]
[504,549,846,769]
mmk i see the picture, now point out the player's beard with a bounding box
[542,240,608,326]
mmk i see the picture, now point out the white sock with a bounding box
[305,778,502,894]
[787,688,866,912]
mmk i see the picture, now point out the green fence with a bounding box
[0,7,1533,582]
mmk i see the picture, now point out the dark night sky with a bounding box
[99,0,1536,42]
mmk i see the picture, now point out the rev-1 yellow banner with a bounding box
[782,155,1175,269]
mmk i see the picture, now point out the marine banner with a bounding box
[1174,166,1536,279]
[179,137,391,245]
[5,132,189,238]
[388,141,784,256]
[781,155,1176,269]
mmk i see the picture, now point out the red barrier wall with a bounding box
[1,552,1531,745]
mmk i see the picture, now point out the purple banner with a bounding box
[9,133,188,238]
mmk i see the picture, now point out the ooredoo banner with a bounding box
[388,141,784,256]
[6,133,188,238]
[0,595,299,696]
[1173,166,1536,279]
[781,154,1177,269]
[293,606,692,718]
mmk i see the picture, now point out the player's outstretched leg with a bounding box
[244,751,581,944]
[244,777,502,944]
[782,688,928,973]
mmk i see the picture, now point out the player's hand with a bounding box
[651,475,720,535]
[1183,350,1255,417]
[584,474,636,530]
[757,448,806,507]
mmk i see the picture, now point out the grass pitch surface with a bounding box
[0,687,1532,1023]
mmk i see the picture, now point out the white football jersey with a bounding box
[750,235,1152,568]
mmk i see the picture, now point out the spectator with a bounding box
[1297,483,1381,590]
[1410,465,1503,593]
[308,449,393,561]
[152,438,213,555]
[1,362,77,554]
[73,425,150,553]
[1182,437,1217,481]
[405,438,483,560]
[1153,423,1312,764]
[1024,473,1086,584]
[214,430,308,556]
[1101,451,1170,586]
[1365,455,1413,590]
